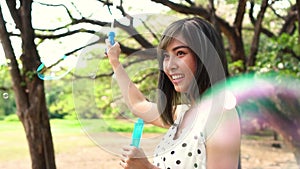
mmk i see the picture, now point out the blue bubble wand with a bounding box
[131,118,144,148]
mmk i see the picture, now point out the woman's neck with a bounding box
[189,96,196,106]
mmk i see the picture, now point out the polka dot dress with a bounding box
[153,111,207,169]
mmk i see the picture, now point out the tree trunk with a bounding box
[19,84,56,169]
[0,2,56,169]
[273,131,278,141]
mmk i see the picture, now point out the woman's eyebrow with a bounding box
[172,45,189,51]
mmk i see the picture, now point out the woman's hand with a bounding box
[105,39,121,67]
[120,146,157,169]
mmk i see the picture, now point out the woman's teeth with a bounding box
[172,74,184,80]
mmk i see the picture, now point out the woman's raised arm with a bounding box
[105,40,167,128]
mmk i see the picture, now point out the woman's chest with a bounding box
[153,124,206,168]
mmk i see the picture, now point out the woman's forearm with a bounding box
[111,61,147,112]
[106,42,163,127]
[110,60,163,126]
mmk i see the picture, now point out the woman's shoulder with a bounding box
[174,104,190,121]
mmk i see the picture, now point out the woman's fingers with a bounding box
[122,146,146,159]
[122,146,135,158]
[105,41,120,57]
[119,160,127,168]
[105,39,112,47]
[120,146,150,169]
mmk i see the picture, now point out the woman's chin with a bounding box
[174,86,188,93]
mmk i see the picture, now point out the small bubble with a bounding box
[89,73,96,79]
[3,93,9,99]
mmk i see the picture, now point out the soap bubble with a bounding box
[2,93,9,99]
[72,13,180,157]
[221,73,300,168]
[37,55,77,80]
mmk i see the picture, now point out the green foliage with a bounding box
[4,114,19,122]
[224,0,238,4]
[45,72,75,119]
[0,65,15,117]
[0,91,16,117]
[252,33,300,77]
[82,47,160,119]
[228,60,244,75]
[79,118,167,133]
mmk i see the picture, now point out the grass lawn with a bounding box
[0,120,30,161]
[0,118,166,162]
[1,119,299,169]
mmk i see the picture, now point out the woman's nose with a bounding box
[165,56,178,71]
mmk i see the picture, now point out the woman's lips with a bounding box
[170,74,185,84]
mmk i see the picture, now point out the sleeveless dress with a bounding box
[152,109,208,169]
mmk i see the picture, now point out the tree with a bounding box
[0,1,56,169]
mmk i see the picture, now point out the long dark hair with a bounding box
[157,17,229,126]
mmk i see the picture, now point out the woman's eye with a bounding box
[177,51,186,56]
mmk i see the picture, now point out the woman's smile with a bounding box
[170,73,185,83]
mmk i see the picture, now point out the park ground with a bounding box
[0,120,298,169]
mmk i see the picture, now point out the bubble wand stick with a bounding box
[107,1,144,148]
[107,1,116,45]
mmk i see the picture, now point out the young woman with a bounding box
[105,17,240,169]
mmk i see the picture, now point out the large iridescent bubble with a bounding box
[72,14,183,157]
[206,72,300,166]
[72,13,229,157]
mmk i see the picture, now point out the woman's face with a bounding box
[163,38,197,93]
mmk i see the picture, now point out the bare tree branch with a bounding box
[32,0,155,55]
[132,71,157,84]
[151,0,210,18]
[70,70,113,79]
[37,38,103,75]
[233,0,247,33]
[71,56,156,80]
[184,0,195,6]
[5,0,22,29]
[139,19,160,43]
[0,5,29,112]
[100,87,157,111]
[269,4,285,20]
[282,47,300,61]
[296,0,300,44]
[34,1,74,21]
[36,28,96,39]
[151,0,248,64]
[247,0,269,67]
[249,0,275,38]
[279,11,297,35]
[114,20,154,48]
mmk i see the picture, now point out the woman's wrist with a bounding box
[110,59,121,70]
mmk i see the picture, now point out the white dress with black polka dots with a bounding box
[153,110,207,169]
